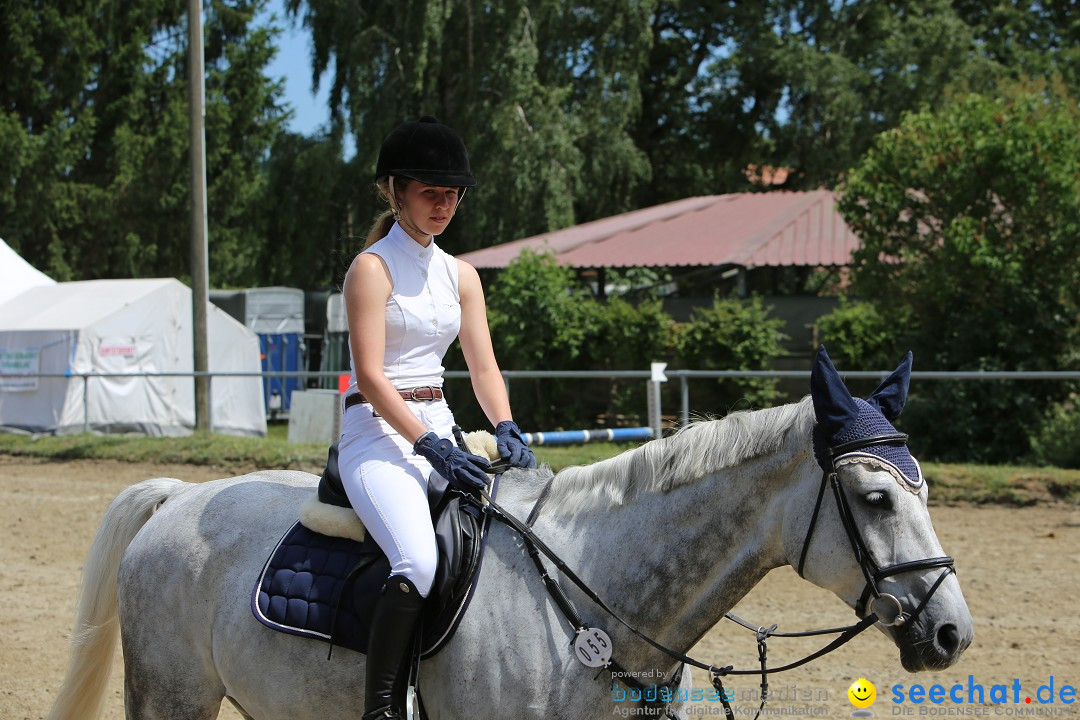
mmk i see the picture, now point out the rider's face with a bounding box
[397,182,460,239]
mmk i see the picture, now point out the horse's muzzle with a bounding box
[893,611,974,672]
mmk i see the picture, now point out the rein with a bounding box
[460,430,955,720]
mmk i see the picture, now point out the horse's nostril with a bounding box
[937,623,960,654]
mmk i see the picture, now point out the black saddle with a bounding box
[252,442,494,659]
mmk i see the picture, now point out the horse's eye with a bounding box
[864,491,890,508]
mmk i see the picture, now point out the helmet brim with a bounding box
[382,169,476,188]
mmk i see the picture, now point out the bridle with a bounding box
[456,429,958,720]
[797,431,956,629]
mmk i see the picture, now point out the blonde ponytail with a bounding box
[363,177,409,250]
[363,210,396,250]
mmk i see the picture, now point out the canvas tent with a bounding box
[0,237,55,306]
[0,278,266,436]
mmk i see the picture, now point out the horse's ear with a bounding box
[867,351,913,421]
[810,345,859,439]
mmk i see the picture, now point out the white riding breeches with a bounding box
[337,399,457,598]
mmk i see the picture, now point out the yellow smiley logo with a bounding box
[848,678,877,709]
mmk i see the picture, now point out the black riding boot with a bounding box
[361,575,425,720]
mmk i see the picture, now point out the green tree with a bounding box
[282,0,1080,246]
[477,250,679,430]
[632,2,735,205]
[285,0,655,250]
[674,295,788,412]
[478,249,585,428]
[534,1,655,221]
[205,1,291,285]
[1030,396,1080,469]
[253,131,357,290]
[693,0,1000,191]
[485,250,588,369]
[0,0,288,283]
[578,295,675,426]
[839,81,1080,462]
[953,0,1080,96]
[815,298,901,371]
[0,0,108,279]
[9,0,1080,293]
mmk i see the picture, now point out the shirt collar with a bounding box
[389,221,434,259]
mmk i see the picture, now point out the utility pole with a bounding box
[188,0,211,430]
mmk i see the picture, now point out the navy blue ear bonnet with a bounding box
[810,346,923,491]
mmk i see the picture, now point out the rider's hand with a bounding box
[495,420,536,469]
[413,432,492,490]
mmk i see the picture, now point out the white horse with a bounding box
[49,349,972,720]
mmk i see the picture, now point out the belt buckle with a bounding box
[409,385,439,402]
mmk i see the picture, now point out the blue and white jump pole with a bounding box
[522,427,654,446]
[520,363,669,446]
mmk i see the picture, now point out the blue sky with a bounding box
[262,0,330,136]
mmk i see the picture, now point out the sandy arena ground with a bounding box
[2,455,1078,719]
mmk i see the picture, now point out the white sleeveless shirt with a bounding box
[345,222,461,394]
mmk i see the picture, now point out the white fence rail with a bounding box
[5,368,1080,437]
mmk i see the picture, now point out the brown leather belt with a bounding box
[344,386,444,410]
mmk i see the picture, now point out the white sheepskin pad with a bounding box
[299,493,367,542]
[464,430,499,461]
[297,430,500,540]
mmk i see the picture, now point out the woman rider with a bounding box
[339,116,536,720]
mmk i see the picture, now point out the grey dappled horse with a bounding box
[49,350,972,719]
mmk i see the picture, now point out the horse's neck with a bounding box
[528,445,811,672]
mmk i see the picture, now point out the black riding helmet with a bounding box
[375,116,476,187]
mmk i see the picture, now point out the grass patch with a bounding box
[0,423,328,473]
[533,442,643,472]
[922,462,1080,506]
[2,429,1078,504]
[0,425,626,474]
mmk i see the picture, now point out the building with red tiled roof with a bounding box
[459,190,860,358]
[459,190,857,271]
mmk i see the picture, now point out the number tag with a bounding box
[574,626,613,668]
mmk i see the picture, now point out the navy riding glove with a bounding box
[413,431,492,491]
[495,420,536,469]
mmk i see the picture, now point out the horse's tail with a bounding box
[47,477,186,720]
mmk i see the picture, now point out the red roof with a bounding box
[458,190,860,269]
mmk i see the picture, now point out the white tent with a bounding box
[0,238,56,306]
[0,278,266,436]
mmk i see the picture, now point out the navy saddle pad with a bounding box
[251,521,382,655]
[251,449,495,658]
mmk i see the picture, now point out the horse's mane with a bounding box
[534,397,815,514]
